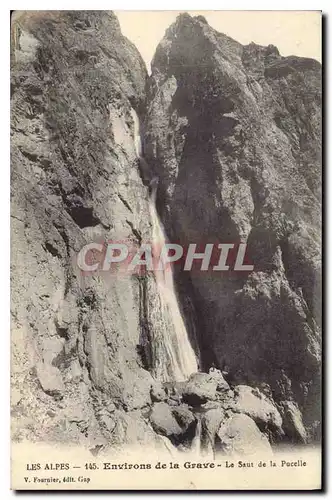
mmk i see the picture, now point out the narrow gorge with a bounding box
[11,11,321,458]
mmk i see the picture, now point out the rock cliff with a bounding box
[11,11,321,455]
[11,10,164,452]
[144,13,321,440]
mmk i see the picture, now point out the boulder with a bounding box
[110,410,161,448]
[168,397,181,406]
[171,404,196,432]
[182,372,219,405]
[208,368,230,392]
[217,413,272,457]
[201,400,222,411]
[149,402,182,438]
[201,408,225,452]
[121,367,155,411]
[36,361,65,399]
[150,382,167,402]
[167,385,182,406]
[232,385,283,433]
[202,408,225,438]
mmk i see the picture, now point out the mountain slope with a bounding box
[11,10,164,450]
[144,13,321,440]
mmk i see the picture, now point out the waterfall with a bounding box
[191,415,202,457]
[130,108,142,157]
[130,108,198,382]
[158,435,179,458]
[149,196,198,381]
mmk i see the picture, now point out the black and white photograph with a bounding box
[9,9,322,490]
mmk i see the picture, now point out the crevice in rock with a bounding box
[65,204,100,229]
[43,241,62,258]
[125,219,142,244]
[137,275,153,372]
[118,194,133,213]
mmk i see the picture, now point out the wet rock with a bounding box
[217,414,272,456]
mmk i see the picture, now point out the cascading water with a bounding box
[149,192,198,381]
[131,108,198,382]
[191,415,202,457]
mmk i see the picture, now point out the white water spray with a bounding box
[149,193,198,381]
[131,108,198,382]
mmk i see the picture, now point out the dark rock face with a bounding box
[145,14,321,439]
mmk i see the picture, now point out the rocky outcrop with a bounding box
[144,13,321,440]
[279,401,307,443]
[10,10,162,450]
[182,370,229,405]
[231,385,283,436]
[149,402,183,438]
